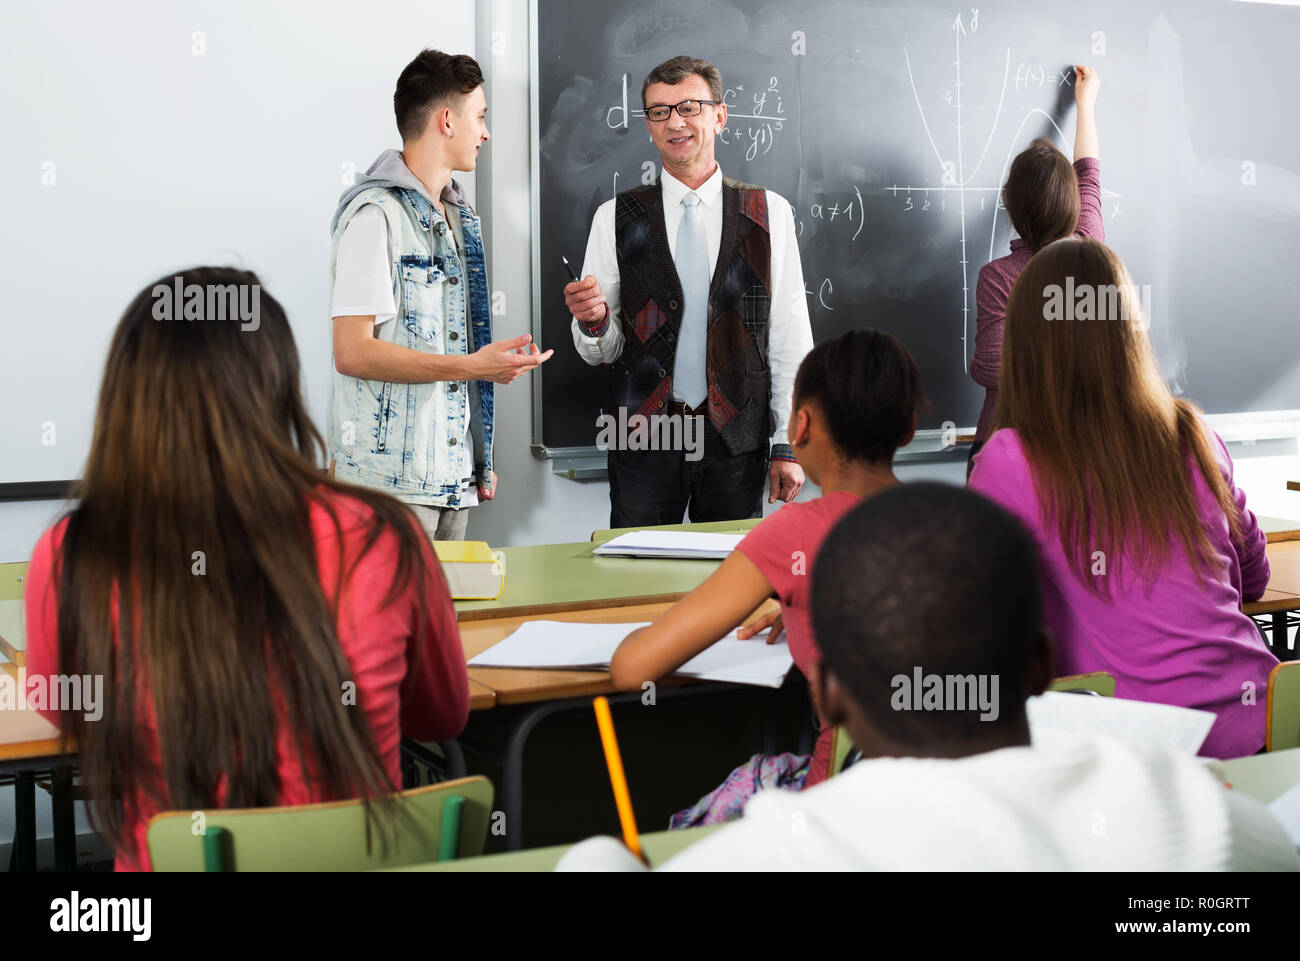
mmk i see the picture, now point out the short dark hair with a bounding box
[394,49,483,142]
[1002,138,1080,251]
[811,483,1043,745]
[641,55,724,106]
[792,328,926,465]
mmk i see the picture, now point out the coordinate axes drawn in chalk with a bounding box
[889,10,1122,372]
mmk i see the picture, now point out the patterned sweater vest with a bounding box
[612,177,773,457]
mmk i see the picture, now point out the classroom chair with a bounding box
[146,775,493,871]
[1267,661,1300,752]
[826,672,1118,778]
[388,823,724,871]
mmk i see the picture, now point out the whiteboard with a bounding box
[0,0,477,486]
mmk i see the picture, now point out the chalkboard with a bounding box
[533,0,1300,455]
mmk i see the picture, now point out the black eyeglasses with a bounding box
[643,99,718,122]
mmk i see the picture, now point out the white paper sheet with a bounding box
[467,620,793,688]
[592,531,745,560]
[1027,691,1216,755]
[1267,780,1300,848]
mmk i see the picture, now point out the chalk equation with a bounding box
[606,73,790,162]
[886,9,1123,372]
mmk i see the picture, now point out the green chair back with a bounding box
[1046,671,1115,697]
[0,561,27,601]
[1267,661,1300,752]
[147,775,494,871]
[0,562,28,668]
[390,823,723,871]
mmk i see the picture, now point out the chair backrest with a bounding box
[146,775,494,871]
[828,725,857,778]
[0,562,29,669]
[1046,672,1115,697]
[0,562,27,602]
[1267,661,1300,752]
[828,672,1118,777]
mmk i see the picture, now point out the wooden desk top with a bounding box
[462,600,691,706]
[1260,515,1300,543]
[467,678,495,711]
[1287,481,1300,493]
[0,663,67,763]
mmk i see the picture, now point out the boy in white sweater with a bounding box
[558,483,1300,871]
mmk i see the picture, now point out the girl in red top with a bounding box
[610,329,926,791]
[24,267,470,870]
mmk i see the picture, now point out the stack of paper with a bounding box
[593,531,744,560]
[1027,691,1216,754]
[467,620,793,688]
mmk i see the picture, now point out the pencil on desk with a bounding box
[593,695,645,863]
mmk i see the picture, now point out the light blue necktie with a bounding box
[673,191,709,408]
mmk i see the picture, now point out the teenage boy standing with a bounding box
[329,49,551,540]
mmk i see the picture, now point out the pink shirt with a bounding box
[971,157,1104,442]
[736,491,863,785]
[24,490,471,870]
[970,429,1276,758]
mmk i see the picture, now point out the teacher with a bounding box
[566,55,813,526]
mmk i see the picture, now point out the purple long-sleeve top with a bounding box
[970,428,1277,759]
[972,157,1105,441]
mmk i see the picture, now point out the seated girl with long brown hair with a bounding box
[24,267,470,870]
[969,238,1276,758]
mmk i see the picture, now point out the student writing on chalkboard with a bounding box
[564,55,814,526]
[559,485,1299,871]
[969,65,1103,475]
[969,238,1277,758]
[23,268,471,871]
[607,330,926,817]
[329,50,552,542]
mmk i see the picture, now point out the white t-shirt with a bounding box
[332,204,477,507]
[556,730,1300,871]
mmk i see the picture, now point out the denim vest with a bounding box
[328,185,494,507]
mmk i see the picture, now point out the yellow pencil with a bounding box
[593,695,645,863]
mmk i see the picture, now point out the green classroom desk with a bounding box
[1215,748,1300,804]
[389,823,723,872]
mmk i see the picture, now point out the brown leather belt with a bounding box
[663,400,704,417]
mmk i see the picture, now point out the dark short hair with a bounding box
[394,49,484,141]
[811,483,1043,745]
[792,328,926,465]
[641,55,723,106]
[1002,138,1080,251]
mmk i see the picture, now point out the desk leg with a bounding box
[437,740,467,781]
[9,772,37,872]
[502,700,579,852]
[1273,612,1296,662]
[52,767,76,872]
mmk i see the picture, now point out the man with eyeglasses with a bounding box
[566,55,813,527]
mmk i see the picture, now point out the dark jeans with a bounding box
[607,417,769,527]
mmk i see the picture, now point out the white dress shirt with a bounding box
[570,165,813,449]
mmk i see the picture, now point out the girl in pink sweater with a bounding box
[970,65,1105,472]
[970,239,1275,758]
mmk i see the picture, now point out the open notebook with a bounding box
[467,620,794,688]
[592,531,744,560]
